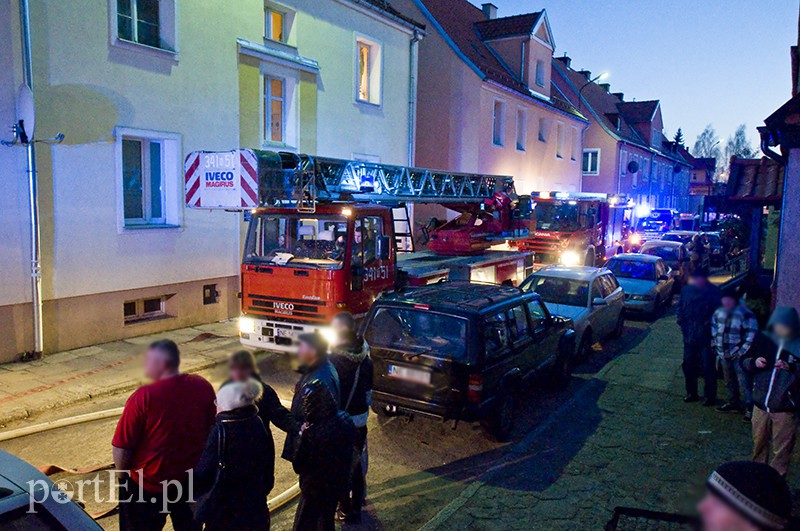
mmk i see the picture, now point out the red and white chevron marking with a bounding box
[239,149,259,208]
[184,151,202,207]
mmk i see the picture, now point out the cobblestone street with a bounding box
[423,311,800,529]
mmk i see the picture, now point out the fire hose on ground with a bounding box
[0,402,301,519]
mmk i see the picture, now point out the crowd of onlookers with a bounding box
[111,312,373,531]
[678,268,799,530]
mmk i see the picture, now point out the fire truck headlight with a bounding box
[320,327,338,347]
[630,233,641,245]
[560,250,581,266]
[239,317,256,334]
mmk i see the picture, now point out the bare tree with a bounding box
[692,124,720,159]
[724,124,757,161]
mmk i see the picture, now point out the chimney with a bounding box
[599,83,611,93]
[612,92,624,101]
[578,69,592,81]
[482,3,497,19]
[556,55,571,68]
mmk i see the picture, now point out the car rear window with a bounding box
[642,245,679,262]
[523,275,589,307]
[365,307,468,362]
[607,259,656,281]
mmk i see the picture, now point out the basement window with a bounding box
[124,295,171,324]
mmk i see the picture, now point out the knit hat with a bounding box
[706,461,791,530]
[216,379,262,412]
[298,332,329,356]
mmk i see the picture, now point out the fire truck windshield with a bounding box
[535,202,580,232]
[244,214,349,269]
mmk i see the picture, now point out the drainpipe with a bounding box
[407,30,422,166]
[19,0,43,357]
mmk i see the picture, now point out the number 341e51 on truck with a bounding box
[184,149,535,353]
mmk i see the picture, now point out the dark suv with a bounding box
[363,282,575,441]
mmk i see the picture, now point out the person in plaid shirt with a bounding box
[712,289,759,417]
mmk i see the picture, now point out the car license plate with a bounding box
[275,328,297,338]
[388,364,431,385]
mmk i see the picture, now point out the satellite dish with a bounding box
[15,84,35,143]
[626,160,639,174]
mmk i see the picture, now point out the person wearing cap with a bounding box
[677,268,722,406]
[741,307,800,476]
[712,289,759,417]
[698,461,791,530]
[281,332,340,462]
[194,380,272,530]
[292,379,356,531]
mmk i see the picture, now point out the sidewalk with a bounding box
[422,313,800,529]
[0,321,240,426]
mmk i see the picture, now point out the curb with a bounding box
[0,355,230,427]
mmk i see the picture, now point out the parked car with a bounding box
[364,282,576,441]
[0,450,102,530]
[520,266,625,359]
[606,254,675,317]
[662,230,710,270]
[639,240,687,290]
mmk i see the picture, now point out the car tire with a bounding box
[551,346,573,389]
[487,392,514,442]
[649,296,662,320]
[611,312,625,338]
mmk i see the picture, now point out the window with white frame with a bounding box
[265,6,286,42]
[583,149,600,175]
[356,36,382,105]
[556,122,565,158]
[516,109,527,151]
[114,0,176,52]
[117,128,180,229]
[570,127,579,161]
[538,117,547,142]
[535,60,545,86]
[124,295,170,324]
[264,76,285,143]
[492,100,506,146]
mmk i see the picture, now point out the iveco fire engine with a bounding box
[511,192,610,268]
[184,149,534,352]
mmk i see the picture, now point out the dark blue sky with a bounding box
[468,0,797,149]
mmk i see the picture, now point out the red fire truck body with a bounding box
[512,192,610,268]
[185,149,533,352]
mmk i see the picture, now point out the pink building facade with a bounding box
[393,0,587,195]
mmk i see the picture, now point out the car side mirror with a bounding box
[377,235,391,261]
[351,265,365,291]
[592,297,607,306]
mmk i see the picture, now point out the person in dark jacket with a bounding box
[741,307,800,477]
[282,333,340,461]
[292,379,357,531]
[330,314,373,524]
[676,268,722,405]
[221,351,298,492]
[194,379,272,530]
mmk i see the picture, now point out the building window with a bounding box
[556,122,565,158]
[535,60,545,86]
[356,36,382,105]
[516,109,527,151]
[264,76,285,143]
[538,117,547,142]
[122,137,165,225]
[492,100,505,146]
[124,295,169,324]
[114,0,176,53]
[583,149,600,175]
[265,7,285,42]
[570,127,579,161]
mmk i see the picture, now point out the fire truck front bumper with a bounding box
[238,315,334,353]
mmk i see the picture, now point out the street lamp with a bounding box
[578,72,608,113]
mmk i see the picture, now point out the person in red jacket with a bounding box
[112,339,216,531]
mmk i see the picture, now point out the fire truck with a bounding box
[184,149,534,352]
[511,192,610,268]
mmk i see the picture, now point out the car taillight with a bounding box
[468,373,483,403]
